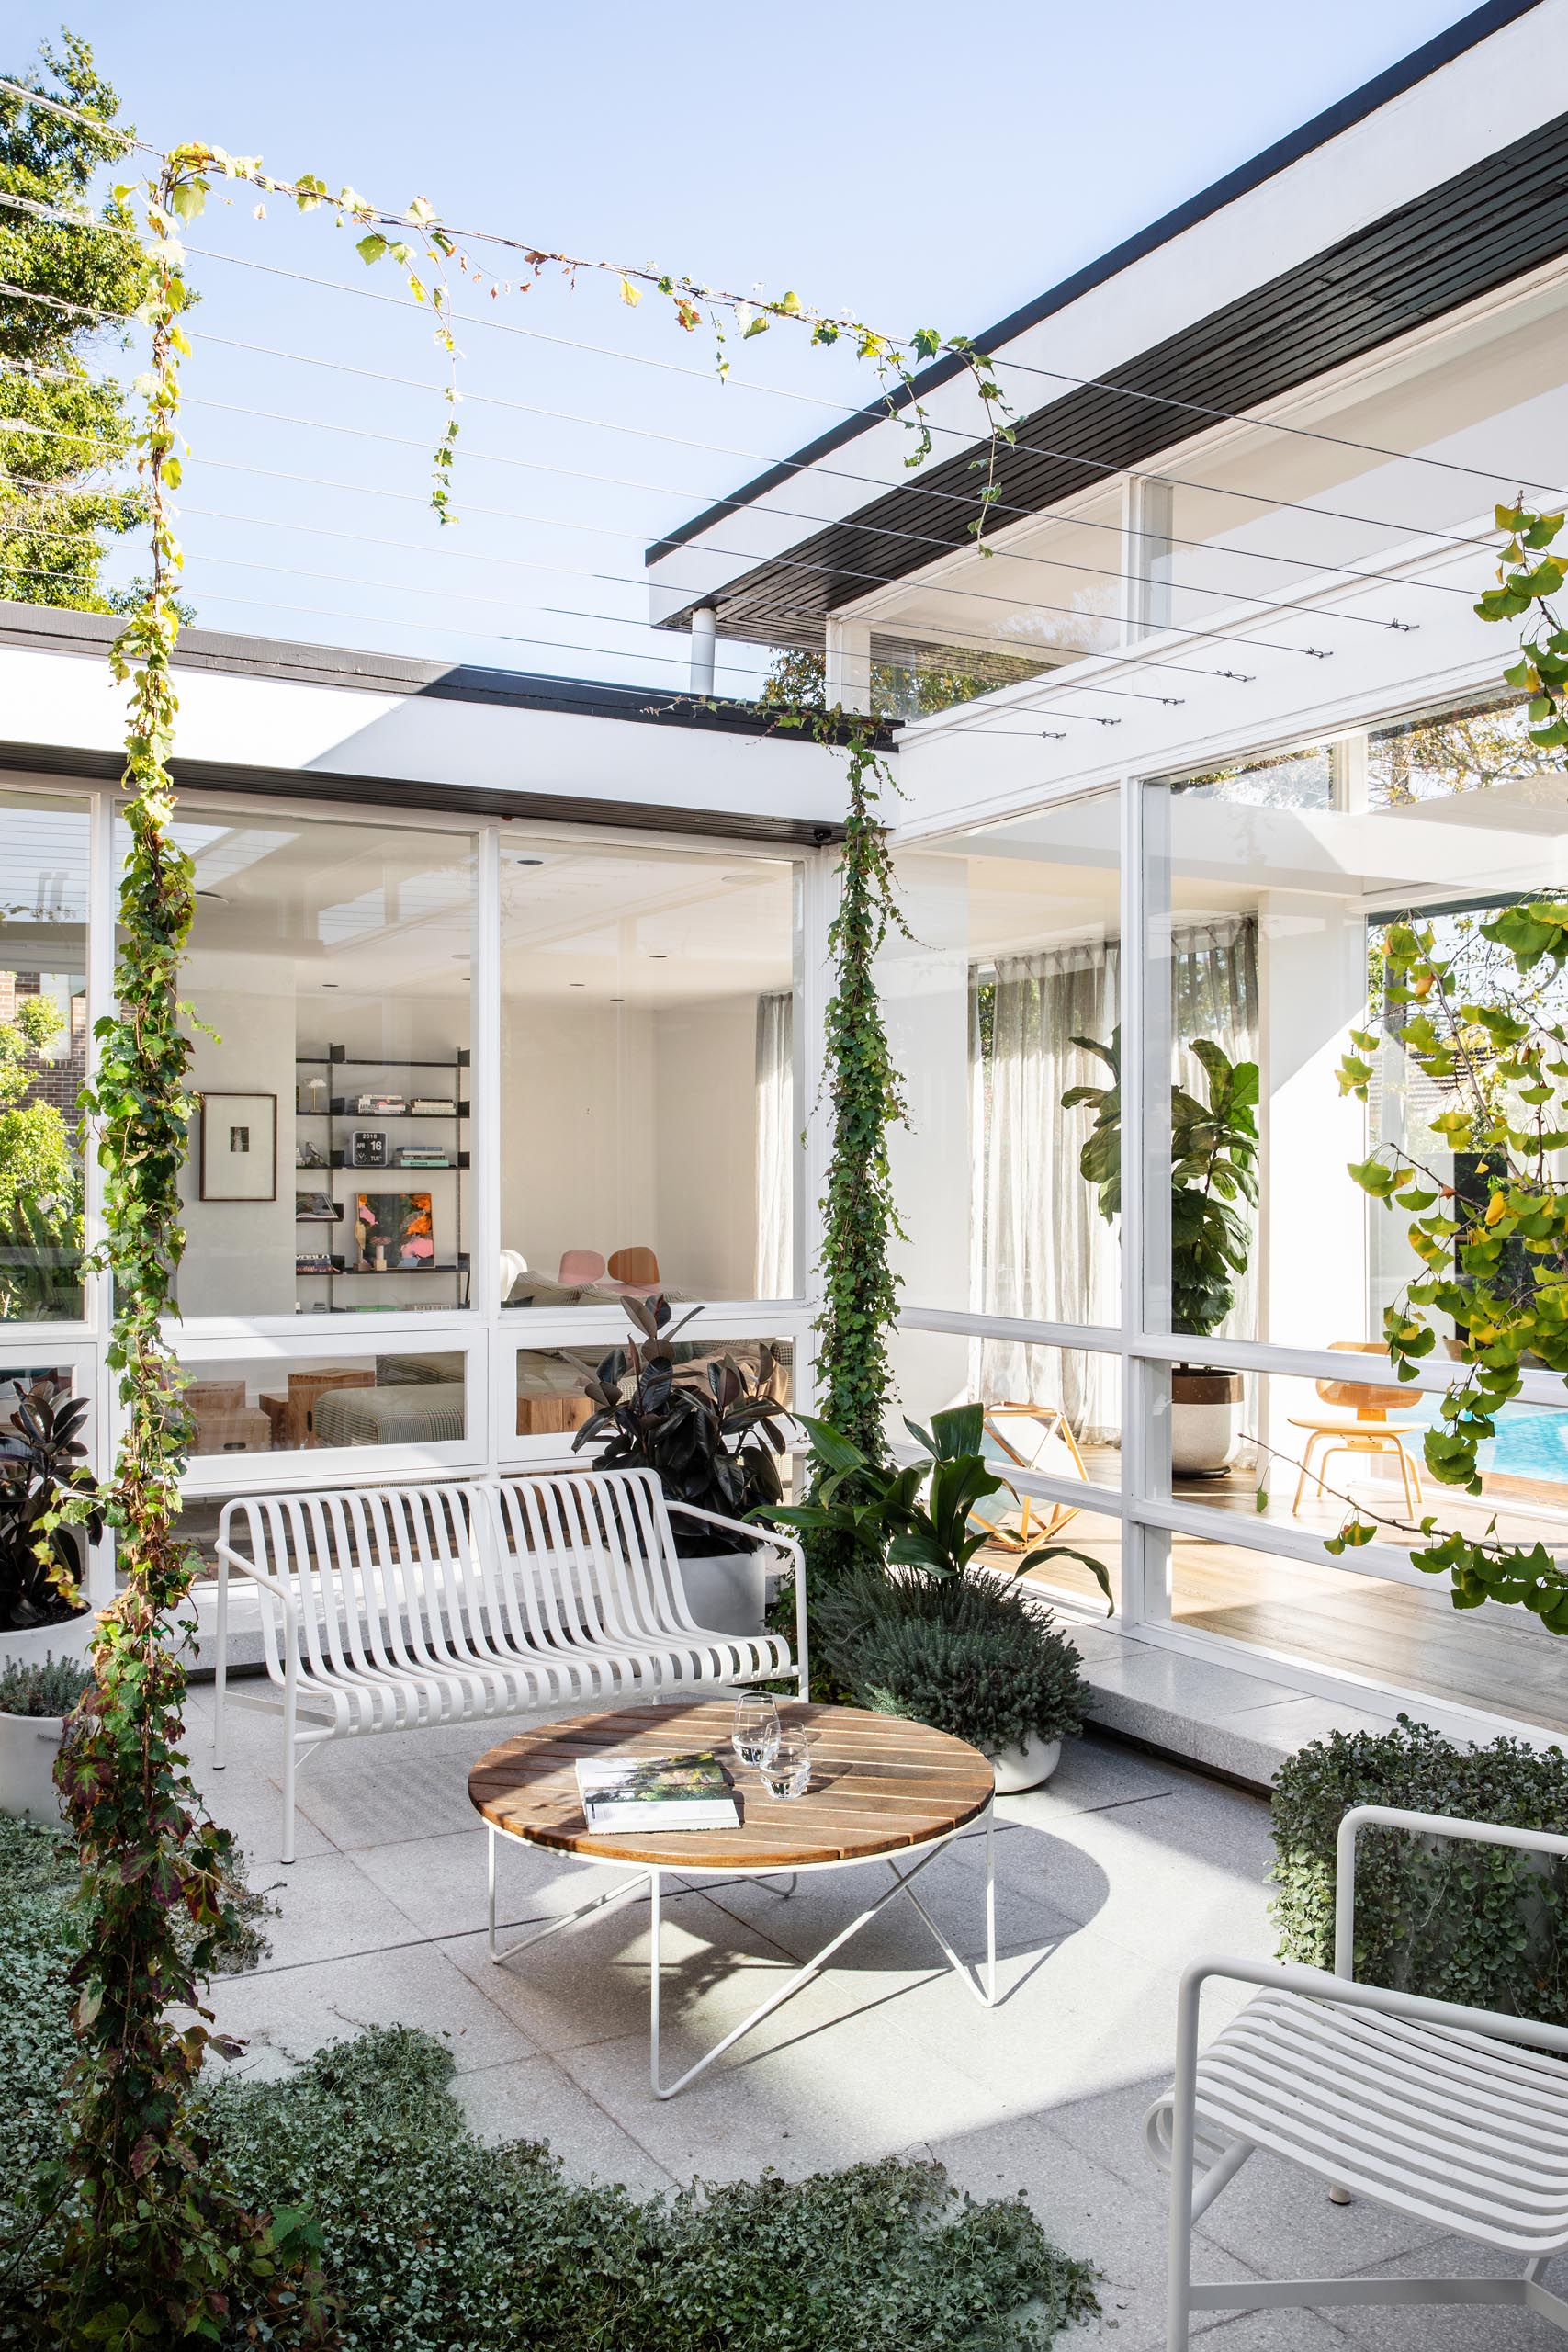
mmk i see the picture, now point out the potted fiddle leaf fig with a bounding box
[1065,1031,1259,1476]
[759,1406,1109,1790]
[574,1297,794,1635]
[0,1381,103,1669]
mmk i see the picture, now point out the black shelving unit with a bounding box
[294,1044,470,1311]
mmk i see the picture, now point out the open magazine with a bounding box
[575,1749,740,1833]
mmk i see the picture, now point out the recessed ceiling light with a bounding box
[321,982,338,989]
[570,981,585,989]
[610,995,624,1003]
[648,952,668,960]
[514,855,545,866]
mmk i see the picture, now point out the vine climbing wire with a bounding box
[11,143,337,2345]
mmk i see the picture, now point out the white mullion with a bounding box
[474,822,502,1472]
[897,1305,1120,1349]
[1119,770,1159,1632]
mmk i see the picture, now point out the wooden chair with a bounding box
[972,1402,1090,1547]
[1287,1341,1425,1515]
[605,1244,661,1290]
[1146,1805,1568,2346]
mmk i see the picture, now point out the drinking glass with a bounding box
[732,1692,781,1769]
[758,1728,812,1801]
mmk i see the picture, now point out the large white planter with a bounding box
[0,1609,95,1676]
[0,1708,66,1822]
[1170,1371,1244,1478]
[990,1734,1062,1793]
[677,1549,769,1639]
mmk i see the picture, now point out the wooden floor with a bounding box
[1003,1472,1568,1737]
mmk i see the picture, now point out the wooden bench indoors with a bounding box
[210,1467,807,1860]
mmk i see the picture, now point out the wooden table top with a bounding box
[468,1700,994,1870]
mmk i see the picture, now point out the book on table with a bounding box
[575,1749,740,1832]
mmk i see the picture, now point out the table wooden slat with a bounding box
[468,1700,992,1868]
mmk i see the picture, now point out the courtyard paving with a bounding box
[184,1682,1562,2348]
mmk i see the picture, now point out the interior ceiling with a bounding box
[177,818,795,1005]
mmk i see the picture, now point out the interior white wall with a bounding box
[180,974,297,1317]
[652,995,759,1298]
[501,999,655,1283]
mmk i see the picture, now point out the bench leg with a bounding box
[281,1729,297,1867]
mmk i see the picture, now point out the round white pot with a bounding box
[1170,1371,1244,1478]
[0,1608,96,1676]
[677,1549,769,1639]
[989,1734,1062,1793]
[0,1707,66,1822]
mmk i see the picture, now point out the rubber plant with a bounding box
[1322,499,1568,1625]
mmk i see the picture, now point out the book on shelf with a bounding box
[410,1096,456,1116]
[574,1749,740,1833]
[347,1092,406,1114]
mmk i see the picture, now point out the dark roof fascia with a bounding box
[0,738,846,846]
[659,100,1568,638]
[647,0,1545,566]
[0,601,889,745]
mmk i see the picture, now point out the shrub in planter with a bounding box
[819,1563,1089,1774]
[0,1653,92,1824]
[0,1380,103,1636]
[1270,1713,1568,2018]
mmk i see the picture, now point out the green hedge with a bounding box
[0,1815,1099,2350]
[1270,1714,1568,2018]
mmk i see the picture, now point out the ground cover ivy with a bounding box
[0,1816,1097,2351]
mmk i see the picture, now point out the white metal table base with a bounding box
[486,1805,997,2098]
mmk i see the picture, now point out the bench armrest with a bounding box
[1333,1804,1568,1980]
[213,1538,303,1623]
[663,1501,808,1703]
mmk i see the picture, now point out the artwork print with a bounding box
[197,1091,277,1202]
[354,1191,434,1271]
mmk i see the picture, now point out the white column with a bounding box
[689,605,717,695]
[824,617,872,713]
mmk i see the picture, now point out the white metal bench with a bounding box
[211,1468,806,1860]
[1145,1804,1568,2346]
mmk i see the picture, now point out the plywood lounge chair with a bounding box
[1287,1340,1425,1516]
[557,1248,605,1285]
[604,1244,661,1292]
[973,1401,1090,1546]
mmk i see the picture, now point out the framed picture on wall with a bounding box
[198,1091,277,1202]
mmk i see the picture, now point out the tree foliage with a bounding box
[0,33,148,611]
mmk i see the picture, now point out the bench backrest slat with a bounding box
[218,1471,705,1679]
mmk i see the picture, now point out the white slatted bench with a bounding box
[211,1468,806,1860]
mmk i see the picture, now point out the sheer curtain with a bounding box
[970,942,1121,1439]
[968,915,1259,1435]
[754,992,794,1297]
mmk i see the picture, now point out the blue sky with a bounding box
[13,0,1492,695]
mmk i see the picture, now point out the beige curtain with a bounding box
[754,991,794,1297]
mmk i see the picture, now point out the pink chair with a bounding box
[557,1249,605,1285]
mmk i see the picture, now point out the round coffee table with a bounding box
[468,1698,998,2098]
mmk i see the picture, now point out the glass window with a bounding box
[152,806,477,1318]
[1129,273,1568,638]
[861,484,1124,683]
[178,1348,466,1456]
[1142,705,1568,1354]
[513,1331,793,1441]
[889,1329,1120,1492]
[1159,1523,1568,1739]
[499,842,801,1305]
[0,790,89,1321]
[889,790,1121,1323]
